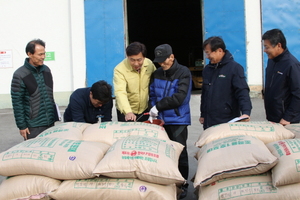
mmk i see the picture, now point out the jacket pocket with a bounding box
[29,101,33,119]
[282,100,285,113]
[224,102,232,113]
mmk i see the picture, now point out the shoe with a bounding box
[179,183,189,199]
[179,188,187,199]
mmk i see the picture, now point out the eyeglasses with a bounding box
[128,57,144,62]
[204,51,215,56]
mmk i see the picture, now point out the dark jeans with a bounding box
[27,124,54,140]
[116,109,149,122]
[164,125,189,180]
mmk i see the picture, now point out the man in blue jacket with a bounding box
[262,29,300,125]
[64,80,113,123]
[200,36,252,129]
[149,44,192,199]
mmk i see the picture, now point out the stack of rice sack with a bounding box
[0,122,107,200]
[284,123,300,138]
[54,121,184,200]
[0,121,184,200]
[82,121,170,145]
[266,139,300,187]
[193,121,300,200]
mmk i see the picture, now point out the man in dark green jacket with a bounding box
[11,39,56,140]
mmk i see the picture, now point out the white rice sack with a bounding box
[199,172,300,200]
[266,139,300,186]
[194,135,278,187]
[195,121,295,148]
[0,175,61,200]
[37,122,91,140]
[49,177,176,200]
[93,135,185,185]
[0,137,109,180]
[284,124,300,138]
[82,121,170,145]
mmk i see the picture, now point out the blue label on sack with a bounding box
[69,156,76,161]
[139,186,147,192]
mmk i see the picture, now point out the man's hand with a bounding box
[239,114,250,122]
[279,118,290,126]
[149,106,158,117]
[125,112,136,121]
[20,128,30,140]
[199,117,204,124]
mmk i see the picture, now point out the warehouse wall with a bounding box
[245,0,264,97]
[1,0,299,108]
[0,0,86,108]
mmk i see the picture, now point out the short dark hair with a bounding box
[126,42,147,57]
[90,80,112,103]
[262,29,287,49]
[203,36,226,52]
[25,39,46,55]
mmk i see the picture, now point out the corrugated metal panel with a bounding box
[261,0,300,71]
[203,0,247,76]
[84,0,125,87]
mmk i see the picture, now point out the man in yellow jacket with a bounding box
[113,42,156,122]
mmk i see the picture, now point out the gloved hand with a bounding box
[148,106,158,123]
[148,116,155,123]
[149,106,158,117]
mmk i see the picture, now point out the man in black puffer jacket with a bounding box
[200,36,252,130]
[11,39,56,140]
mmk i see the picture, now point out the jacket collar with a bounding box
[163,59,179,77]
[208,50,233,68]
[273,49,289,62]
[24,58,45,72]
[86,88,93,108]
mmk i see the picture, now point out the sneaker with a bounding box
[179,183,189,199]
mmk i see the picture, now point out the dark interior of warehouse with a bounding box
[127,0,203,69]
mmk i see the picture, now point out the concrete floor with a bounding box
[0,94,266,199]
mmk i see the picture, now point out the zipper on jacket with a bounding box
[162,71,169,97]
[270,73,275,88]
[282,100,285,113]
[174,108,180,116]
[162,70,177,120]
[137,72,141,113]
[38,72,51,126]
[206,66,219,128]
[269,63,277,87]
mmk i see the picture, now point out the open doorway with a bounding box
[126,0,203,70]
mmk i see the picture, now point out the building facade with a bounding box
[0,0,299,109]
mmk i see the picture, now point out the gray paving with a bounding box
[0,95,265,199]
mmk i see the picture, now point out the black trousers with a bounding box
[164,125,189,180]
[27,124,54,140]
[116,109,149,122]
